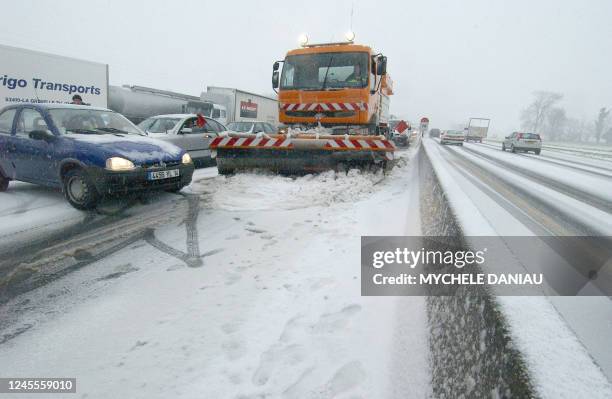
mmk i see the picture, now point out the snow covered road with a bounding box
[424,138,612,397]
[1,136,612,398]
[0,147,432,398]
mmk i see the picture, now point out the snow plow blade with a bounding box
[210,133,397,175]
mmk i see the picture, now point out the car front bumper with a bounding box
[87,163,195,195]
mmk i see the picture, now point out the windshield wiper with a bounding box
[95,127,128,134]
[65,128,100,135]
[95,127,144,136]
[320,55,334,91]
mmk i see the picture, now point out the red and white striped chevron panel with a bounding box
[323,138,395,151]
[281,102,368,112]
[210,136,293,149]
[210,136,395,156]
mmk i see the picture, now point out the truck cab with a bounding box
[272,42,392,135]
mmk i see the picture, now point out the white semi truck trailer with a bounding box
[0,44,108,109]
[201,86,278,126]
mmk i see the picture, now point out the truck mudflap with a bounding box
[209,133,396,174]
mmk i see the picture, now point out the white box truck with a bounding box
[201,86,278,126]
[0,44,108,109]
[465,117,490,143]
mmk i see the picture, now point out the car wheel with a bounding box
[502,143,506,151]
[0,172,9,192]
[63,169,99,210]
[535,150,541,155]
[166,186,183,193]
[510,144,516,153]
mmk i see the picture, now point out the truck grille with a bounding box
[284,110,356,118]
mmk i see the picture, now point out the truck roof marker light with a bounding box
[344,31,355,43]
[298,34,309,47]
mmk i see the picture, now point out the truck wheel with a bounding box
[0,172,9,192]
[217,165,235,175]
[63,168,99,210]
[502,143,506,151]
[368,116,379,135]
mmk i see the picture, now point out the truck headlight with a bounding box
[182,153,193,164]
[106,157,135,171]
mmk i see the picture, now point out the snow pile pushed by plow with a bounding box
[203,169,386,211]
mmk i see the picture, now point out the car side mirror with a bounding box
[29,129,54,141]
[272,71,280,89]
[273,61,280,72]
[180,128,192,134]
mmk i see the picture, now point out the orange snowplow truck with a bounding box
[272,41,393,135]
[209,39,397,175]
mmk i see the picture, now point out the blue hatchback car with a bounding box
[0,103,195,210]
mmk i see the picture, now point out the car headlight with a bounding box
[106,157,135,171]
[182,153,193,164]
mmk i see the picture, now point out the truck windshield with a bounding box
[281,52,369,90]
[49,108,144,135]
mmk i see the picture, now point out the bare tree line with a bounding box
[520,91,611,144]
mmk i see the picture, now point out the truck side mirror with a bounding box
[272,71,280,89]
[377,56,387,75]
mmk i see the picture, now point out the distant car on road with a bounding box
[226,121,276,134]
[138,114,227,165]
[502,132,542,154]
[429,128,441,138]
[0,104,194,210]
[440,130,465,145]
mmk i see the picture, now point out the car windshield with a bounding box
[140,117,181,133]
[281,52,369,90]
[227,122,254,132]
[49,108,143,135]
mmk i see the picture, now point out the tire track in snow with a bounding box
[0,193,206,303]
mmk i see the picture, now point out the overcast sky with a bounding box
[1,0,611,134]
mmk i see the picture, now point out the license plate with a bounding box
[147,169,180,180]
